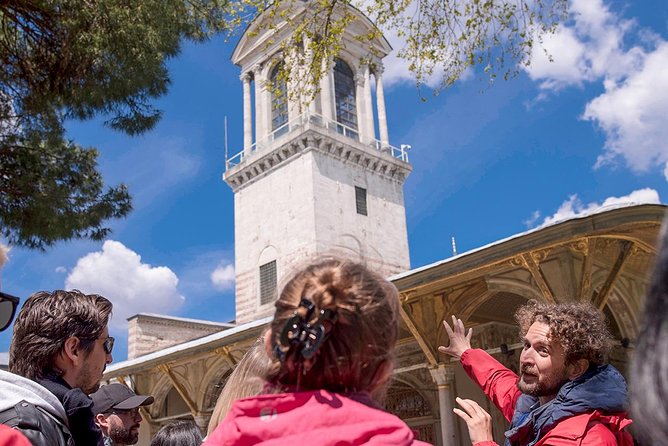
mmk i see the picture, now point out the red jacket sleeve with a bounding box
[460,349,521,422]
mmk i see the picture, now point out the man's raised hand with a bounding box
[438,315,472,359]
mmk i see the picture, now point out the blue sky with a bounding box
[1,0,667,361]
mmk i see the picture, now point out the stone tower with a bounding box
[225,3,412,323]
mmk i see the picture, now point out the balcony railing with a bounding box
[225,112,410,170]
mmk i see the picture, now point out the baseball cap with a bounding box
[92,383,154,415]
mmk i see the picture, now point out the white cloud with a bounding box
[526,0,642,89]
[210,263,235,290]
[527,27,589,89]
[65,240,184,329]
[55,266,67,274]
[536,188,661,228]
[525,0,668,181]
[584,42,668,176]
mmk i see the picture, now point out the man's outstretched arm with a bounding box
[438,316,521,422]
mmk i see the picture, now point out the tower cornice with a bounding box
[224,118,412,192]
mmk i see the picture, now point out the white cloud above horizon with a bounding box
[210,263,235,290]
[525,0,668,181]
[65,240,184,329]
[528,188,661,229]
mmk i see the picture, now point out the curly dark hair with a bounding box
[515,299,611,366]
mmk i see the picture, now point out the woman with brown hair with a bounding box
[204,258,429,445]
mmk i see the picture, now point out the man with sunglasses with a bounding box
[92,383,154,446]
[0,290,114,446]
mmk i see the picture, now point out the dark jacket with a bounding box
[37,372,103,446]
[0,369,73,446]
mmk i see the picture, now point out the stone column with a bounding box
[363,63,375,144]
[429,365,456,446]
[320,57,334,124]
[375,63,389,148]
[193,412,209,436]
[241,72,253,156]
[253,64,264,147]
[287,51,300,127]
[355,70,366,141]
[303,36,317,120]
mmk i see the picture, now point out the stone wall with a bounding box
[127,314,234,359]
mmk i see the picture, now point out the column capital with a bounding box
[252,63,263,77]
[240,71,252,83]
[354,72,365,87]
[374,61,385,76]
[429,364,455,386]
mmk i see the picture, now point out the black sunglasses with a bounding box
[103,336,115,355]
[79,335,114,354]
[0,292,20,332]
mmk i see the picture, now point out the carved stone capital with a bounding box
[429,364,455,386]
[354,72,365,87]
[240,71,252,83]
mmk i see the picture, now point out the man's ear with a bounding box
[95,413,110,429]
[62,336,83,366]
[567,358,589,380]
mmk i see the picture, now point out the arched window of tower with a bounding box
[333,58,358,139]
[269,63,288,137]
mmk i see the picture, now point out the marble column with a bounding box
[362,63,375,144]
[253,64,264,147]
[355,70,366,141]
[193,412,209,436]
[429,365,456,446]
[320,57,334,124]
[241,72,252,156]
[287,51,300,126]
[375,64,389,147]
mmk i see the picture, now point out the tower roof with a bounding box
[231,1,392,68]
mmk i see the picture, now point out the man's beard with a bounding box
[77,362,100,395]
[517,365,569,397]
[109,423,139,445]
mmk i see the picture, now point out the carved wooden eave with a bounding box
[392,203,666,365]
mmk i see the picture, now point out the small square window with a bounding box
[355,186,367,216]
[259,260,277,305]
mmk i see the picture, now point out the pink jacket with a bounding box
[204,390,431,445]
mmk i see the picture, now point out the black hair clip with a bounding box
[274,299,337,363]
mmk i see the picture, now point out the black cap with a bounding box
[91,383,154,415]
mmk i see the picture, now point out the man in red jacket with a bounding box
[439,300,633,446]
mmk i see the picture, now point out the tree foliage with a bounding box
[253,0,568,99]
[0,0,241,249]
[361,0,569,89]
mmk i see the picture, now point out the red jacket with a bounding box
[460,349,633,446]
[0,425,31,446]
[204,390,431,445]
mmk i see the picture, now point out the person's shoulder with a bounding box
[541,411,632,445]
[0,401,72,446]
